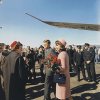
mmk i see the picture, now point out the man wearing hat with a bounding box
[83,43,97,83]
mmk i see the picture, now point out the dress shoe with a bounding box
[87,79,92,82]
[94,81,99,84]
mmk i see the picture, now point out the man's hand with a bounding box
[74,62,76,66]
[0,76,4,88]
[86,61,91,64]
[47,63,51,68]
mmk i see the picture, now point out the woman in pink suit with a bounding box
[55,39,73,100]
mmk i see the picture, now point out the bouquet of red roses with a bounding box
[47,53,61,71]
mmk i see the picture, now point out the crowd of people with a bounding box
[0,40,100,100]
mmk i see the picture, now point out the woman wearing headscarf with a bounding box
[3,41,26,100]
[55,39,73,100]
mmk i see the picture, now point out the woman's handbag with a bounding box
[53,73,66,84]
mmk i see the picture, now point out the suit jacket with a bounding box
[74,51,84,66]
[83,48,95,63]
[44,48,56,76]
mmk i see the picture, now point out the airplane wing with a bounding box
[25,13,100,31]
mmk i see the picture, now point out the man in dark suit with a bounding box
[83,43,97,83]
[43,40,56,100]
[67,45,75,72]
[74,45,86,81]
[38,45,45,81]
[26,49,36,80]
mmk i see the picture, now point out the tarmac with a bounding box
[25,63,100,100]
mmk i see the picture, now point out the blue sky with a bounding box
[0,0,100,47]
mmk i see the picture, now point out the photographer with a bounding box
[38,45,45,81]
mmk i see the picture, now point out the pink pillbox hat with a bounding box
[57,39,66,46]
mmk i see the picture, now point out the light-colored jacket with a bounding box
[56,51,71,99]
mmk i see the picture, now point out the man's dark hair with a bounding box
[5,45,9,49]
[43,40,51,44]
[39,45,44,49]
[77,45,81,49]
[84,43,90,47]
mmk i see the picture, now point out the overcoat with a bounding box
[3,51,26,100]
[56,51,71,99]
